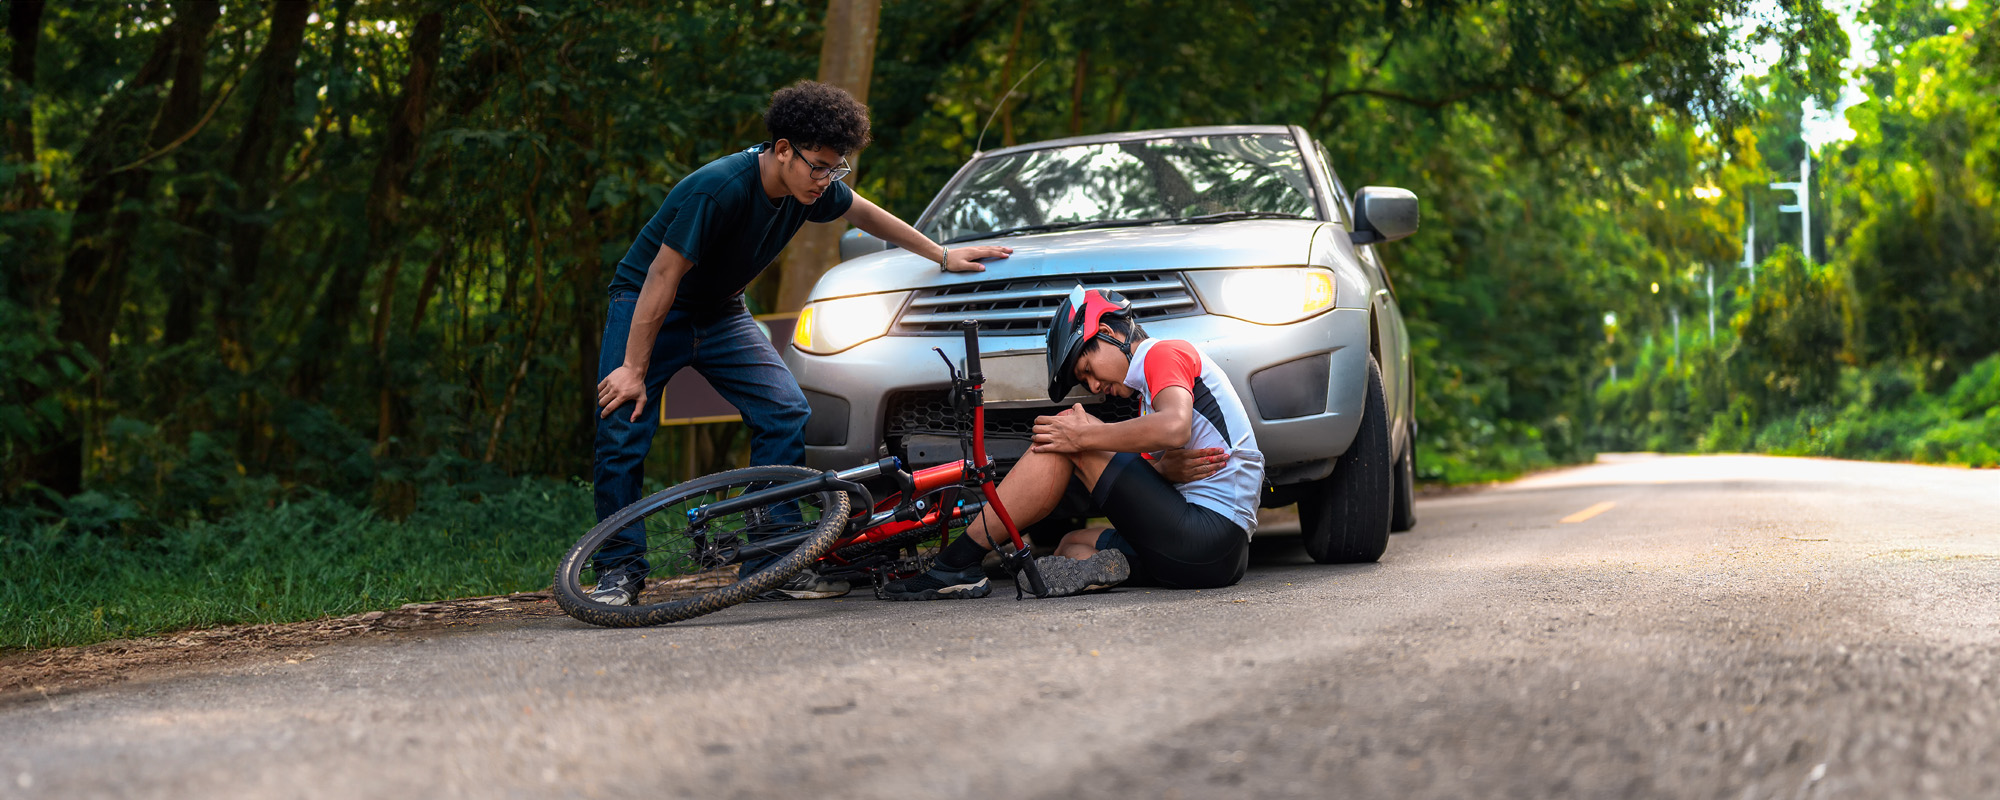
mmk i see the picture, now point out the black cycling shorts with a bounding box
[1091,452,1249,589]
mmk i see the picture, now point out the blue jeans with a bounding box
[591,292,809,574]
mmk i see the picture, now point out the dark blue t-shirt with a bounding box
[609,143,855,315]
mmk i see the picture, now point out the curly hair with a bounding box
[765,80,871,156]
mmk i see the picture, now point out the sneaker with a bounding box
[879,562,991,601]
[1033,549,1130,597]
[589,568,646,606]
[749,567,851,601]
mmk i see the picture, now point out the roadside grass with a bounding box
[0,479,593,652]
[1597,346,2000,469]
[1417,435,1561,485]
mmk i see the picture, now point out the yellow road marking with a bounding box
[1560,501,1618,523]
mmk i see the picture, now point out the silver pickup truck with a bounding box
[783,125,1421,563]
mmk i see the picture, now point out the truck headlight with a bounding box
[792,291,910,355]
[1186,267,1337,325]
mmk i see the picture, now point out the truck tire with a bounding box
[1300,356,1392,564]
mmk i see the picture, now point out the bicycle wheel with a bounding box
[554,465,852,627]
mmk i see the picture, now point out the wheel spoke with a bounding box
[554,466,853,626]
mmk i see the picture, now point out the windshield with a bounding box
[924,133,1317,243]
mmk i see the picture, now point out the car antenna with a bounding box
[974,58,1046,158]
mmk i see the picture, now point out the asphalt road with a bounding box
[6,454,1999,799]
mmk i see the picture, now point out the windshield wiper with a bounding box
[943,218,1134,244]
[941,211,1310,244]
[1161,211,1312,224]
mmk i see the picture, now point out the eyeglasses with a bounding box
[800,153,852,183]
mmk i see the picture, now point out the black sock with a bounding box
[934,534,991,571]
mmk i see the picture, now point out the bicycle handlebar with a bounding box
[959,320,982,384]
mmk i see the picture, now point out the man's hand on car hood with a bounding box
[944,245,1012,273]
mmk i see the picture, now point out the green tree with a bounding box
[1834,0,2000,382]
[0,0,1854,510]
[1730,246,1848,411]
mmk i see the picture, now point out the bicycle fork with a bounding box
[953,319,1049,599]
[979,481,1047,599]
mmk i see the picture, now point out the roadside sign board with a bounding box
[657,313,799,426]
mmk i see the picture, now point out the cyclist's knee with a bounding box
[1056,527,1107,559]
[1065,449,1114,483]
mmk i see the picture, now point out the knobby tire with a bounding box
[554,465,852,628]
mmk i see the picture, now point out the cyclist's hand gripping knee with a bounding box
[1030,403,1099,453]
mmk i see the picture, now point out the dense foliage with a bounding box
[1,0,1992,647]
[1592,0,2000,467]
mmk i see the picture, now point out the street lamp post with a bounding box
[1604,312,1618,383]
[1770,154,1812,264]
[1672,307,1681,363]
[1706,265,1715,339]
[1741,206,1757,289]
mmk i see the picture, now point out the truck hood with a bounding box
[808,220,1328,302]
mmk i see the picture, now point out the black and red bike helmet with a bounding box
[1045,286,1136,402]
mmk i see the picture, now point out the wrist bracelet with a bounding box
[938,246,950,272]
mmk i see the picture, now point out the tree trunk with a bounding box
[485,159,551,464]
[1100,67,1127,131]
[1070,48,1089,136]
[407,238,453,335]
[369,248,404,449]
[3,0,41,152]
[569,112,608,475]
[162,204,216,348]
[217,0,313,373]
[324,0,356,136]
[53,17,192,362]
[4,0,44,218]
[295,10,444,396]
[773,0,881,313]
[4,0,52,323]
[373,235,445,451]
[30,5,219,496]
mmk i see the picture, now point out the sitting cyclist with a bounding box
[882,287,1265,600]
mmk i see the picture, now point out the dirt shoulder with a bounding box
[0,592,565,705]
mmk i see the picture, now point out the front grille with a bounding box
[884,390,1141,469]
[893,272,1200,336]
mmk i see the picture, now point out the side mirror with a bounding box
[1349,186,1419,245]
[839,227,891,261]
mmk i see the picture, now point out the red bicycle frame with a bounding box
[812,321,1042,594]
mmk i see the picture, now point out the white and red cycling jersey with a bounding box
[1119,338,1265,536]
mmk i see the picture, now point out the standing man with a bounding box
[590,80,1011,606]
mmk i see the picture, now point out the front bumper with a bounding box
[783,308,1372,487]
